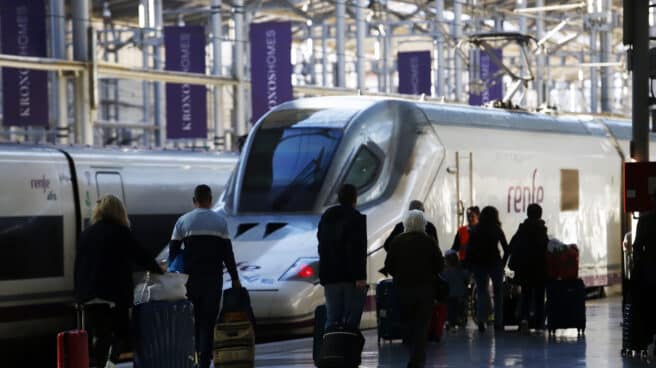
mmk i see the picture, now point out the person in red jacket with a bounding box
[451,206,480,263]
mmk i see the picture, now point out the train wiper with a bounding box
[271,148,325,211]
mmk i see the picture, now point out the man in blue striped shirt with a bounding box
[169,184,240,368]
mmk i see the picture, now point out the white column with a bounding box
[453,0,462,101]
[72,0,93,145]
[233,0,247,138]
[50,0,68,144]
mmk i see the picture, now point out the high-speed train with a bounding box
[217,96,656,336]
[0,145,237,345]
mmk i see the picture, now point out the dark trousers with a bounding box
[520,283,545,328]
[446,297,465,327]
[324,282,367,330]
[84,304,130,367]
[472,263,504,327]
[398,285,434,368]
[189,280,222,368]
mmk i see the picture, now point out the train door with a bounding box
[455,152,474,226]
[96,171,126,203]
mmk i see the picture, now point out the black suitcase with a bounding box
[317,327,365,368]
[545,279,586,335]
[133,300,196,368]
[376,279,403,345]
[503,280,521,327]
[313,305,327,366]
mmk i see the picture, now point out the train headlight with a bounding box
[279,257,320,284]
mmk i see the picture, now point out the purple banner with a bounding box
[398,51,431,95]
[1,0,49,127]
[250,22,293,123]
[469,49,503,105]
[164,26,207,139]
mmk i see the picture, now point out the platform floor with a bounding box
[120,297,651,367]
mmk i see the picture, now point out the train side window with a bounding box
[96,172,126,203]
[343,145,382,192]
[560,169,580,211]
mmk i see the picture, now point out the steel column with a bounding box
[50,0,68,144]
[322,23,328,87]
[453,0,462,102]
[152,0,163,146]
[631,1,650,161]
[536,0,545,106]
[72,0,93,145]
[336,0,346,87]
[434,0,444,97]
[355,0,366,91]
[234,0,247,138]
[211,0,225,150]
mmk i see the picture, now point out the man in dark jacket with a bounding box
[318,184,368,330]
[383,200,438,252]
[509,203,549,333]
[168,185,241,368]
[385,210,444,368]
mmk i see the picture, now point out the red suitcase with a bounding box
[428,303,447,341]
[546,245,579,280]
[57,330,90,368]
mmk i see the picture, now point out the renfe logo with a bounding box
[30,174,50,193]
[507,169,544,213]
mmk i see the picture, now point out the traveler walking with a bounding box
[385,210,444,368]
[168,185,241,368]
[383,200,438,251]
[74,194,162,366]
[508,203,549,333]
[317,184,368,330]
[465,206,509,332]
[441,250,470,330]
[451,206,480,262]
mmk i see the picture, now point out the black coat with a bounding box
[384,231,444,288]
[634,211,656,287]
[317,205,367,285]
[509,219,549,284]
[465,223,509,269]
[383,221,438,252]
[74,220,161,307]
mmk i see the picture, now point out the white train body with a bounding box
[218,97,656,336]
[0,145,237,340]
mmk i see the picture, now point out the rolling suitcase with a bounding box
[317,327,365,368]
[133,300,196,368]
[428,303,447,341]
[220,287,256,324]
[56,330,89,368]
[376,279,403,345]
[545,278,586,335]
[213,320,255,367]
[503,280,521,327]
[56,305,89,368]
[313,305,327,366]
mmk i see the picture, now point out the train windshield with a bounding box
[239,109,353,212]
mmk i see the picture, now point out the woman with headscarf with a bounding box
[384,210,444,368]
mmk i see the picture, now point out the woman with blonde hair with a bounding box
[74,194,161,367]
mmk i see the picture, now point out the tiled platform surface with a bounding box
[121,297,653,367]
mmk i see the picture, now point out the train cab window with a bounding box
[239,111,347,212]
[344,145,382,192]
[560,169,580,211]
